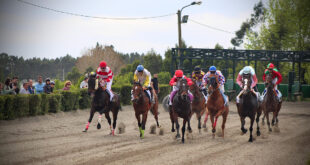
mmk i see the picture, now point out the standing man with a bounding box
[10,76,20,94]
[151,74,160,95]
[27,79,35,94]
[35,75,45,94]
[20,82,30,94]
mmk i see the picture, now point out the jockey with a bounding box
[202,66,228,106]
[262,63,282,101]
[96,60,114,102]
[132,65,154,104]
[169,70,193,105]
[191,66,205,87]
[236,66,260,103]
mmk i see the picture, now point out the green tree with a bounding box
[143,49,162,74]
[66,67,82,85]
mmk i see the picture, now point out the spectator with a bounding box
[27,79,34,94]
[35,76,45,94]
[20,82,30,94]
[0,83,3,95]
[63,80,71,91]
[151,74,160,95]
[80,77,88,88]
[50,81,55,93]
[10,76,20,94]
[3,78,16,95]
[44,78,53,94]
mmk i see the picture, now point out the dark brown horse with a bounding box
[189,79,206,133]
[206,74,229,138]
[171,78,192,143]
[132,82,159,139]
[262,74,282,132]
[83,75,121,135]
[236,75,262,142]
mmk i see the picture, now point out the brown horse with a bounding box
[189,79,207,133]
[236,75,262,142]
[83,75,121,135]
[171,78,192,143]
[132,82,159,139]
[206,74,229,138]
[262,74,282,132]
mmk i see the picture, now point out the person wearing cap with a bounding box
[50,81,55,93]
[202,66,228,106]
[80,77,89,89]
[63,80,71,91]
[35,75,45,94]
[236,66,260,103]
[169,70,193,105]
[96,60,114,102]
[44,78,53,94]
[191,66,205,87]
[262,63,282,101]
[132,65,154,103]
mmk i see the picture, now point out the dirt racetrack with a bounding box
[0,101,310,165]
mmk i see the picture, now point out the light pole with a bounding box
[177,1,202,58]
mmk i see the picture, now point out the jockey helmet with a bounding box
[137,65,144,72]
[209,66,216,71]
[243,66,251,74]
[175,70,183,78]
[267,63,274,69]
[99,61,107,68]
[45,78,50,82]
[194,66,201,72]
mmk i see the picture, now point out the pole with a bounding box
[177,10,182,57]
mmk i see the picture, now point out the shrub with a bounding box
[120,84,132,105]
[40,93,49,115]
[79,89,91,109]
[0,96,6,120]
[158,72,171,84]
[14,95,29,117]
[61,91,80,111]
[48,94,62,113]
[4,95,15,120]
[158,84,171,102]
[29,94,41,116]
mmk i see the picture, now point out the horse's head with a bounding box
[208,74,219,89]
[189,78,199,92]
[88,75,98,94]
[132,81,143,103]
[242,74,252,94]
[177,78,189,101]
[265,74,274,89]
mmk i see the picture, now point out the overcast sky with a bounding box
[0,0,266,59]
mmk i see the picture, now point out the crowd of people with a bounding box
[0,75,75,95]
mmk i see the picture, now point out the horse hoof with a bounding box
[248,138,253,142]
[257,131,261,136]
[175,134,180,139]
[83,129,87,132]
[188,129,193,133]
[202,124,206,128]
[269,128,272,132]
[171,128,175,132]
[242,129,248,134]
[97,124,101,129]
[182,139,185,143]
[212,129,216,134]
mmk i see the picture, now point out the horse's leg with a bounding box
[262,113,265,125]
[222,110,228,138]
[266,112,272,132]
[187,112,192,133]
[169,106,175,132]
[197,113,202,134]
[112,108,119,136]
[97,113,103,129]
[271,111,276,126]
[104,112,112,133]
[175,115,180,139]
[182,119,186,143]
[249,116,255,142]
[240,116,247,134]
[256,110,261,136]
[203,109,209,128]
[83,108,95,132]
[141,112,148,139]
[210,114,216,138]
[135,113,142,137]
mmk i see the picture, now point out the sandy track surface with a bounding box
[0,102,310,165]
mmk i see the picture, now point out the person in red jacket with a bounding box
[262,63,282,101]
[96,60,114,102]
[169,70,193,105]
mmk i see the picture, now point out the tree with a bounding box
[143,49,163,74]
[66,67,82,84]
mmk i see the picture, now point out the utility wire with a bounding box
[189,18,234,34]
[17,0,176,20]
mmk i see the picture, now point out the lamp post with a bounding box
[177,1,202,58]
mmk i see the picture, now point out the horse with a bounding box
[236,74,262,142]
[171,78,192,143]
[189,79,207,133]
[83,75,121,135]
[132,82,159,139]
[262,74,282,132]
[206,74,229,138]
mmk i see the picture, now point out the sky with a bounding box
[0,0,266,59]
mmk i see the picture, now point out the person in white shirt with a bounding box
[19,82,30,94]
[80,77,88,89]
